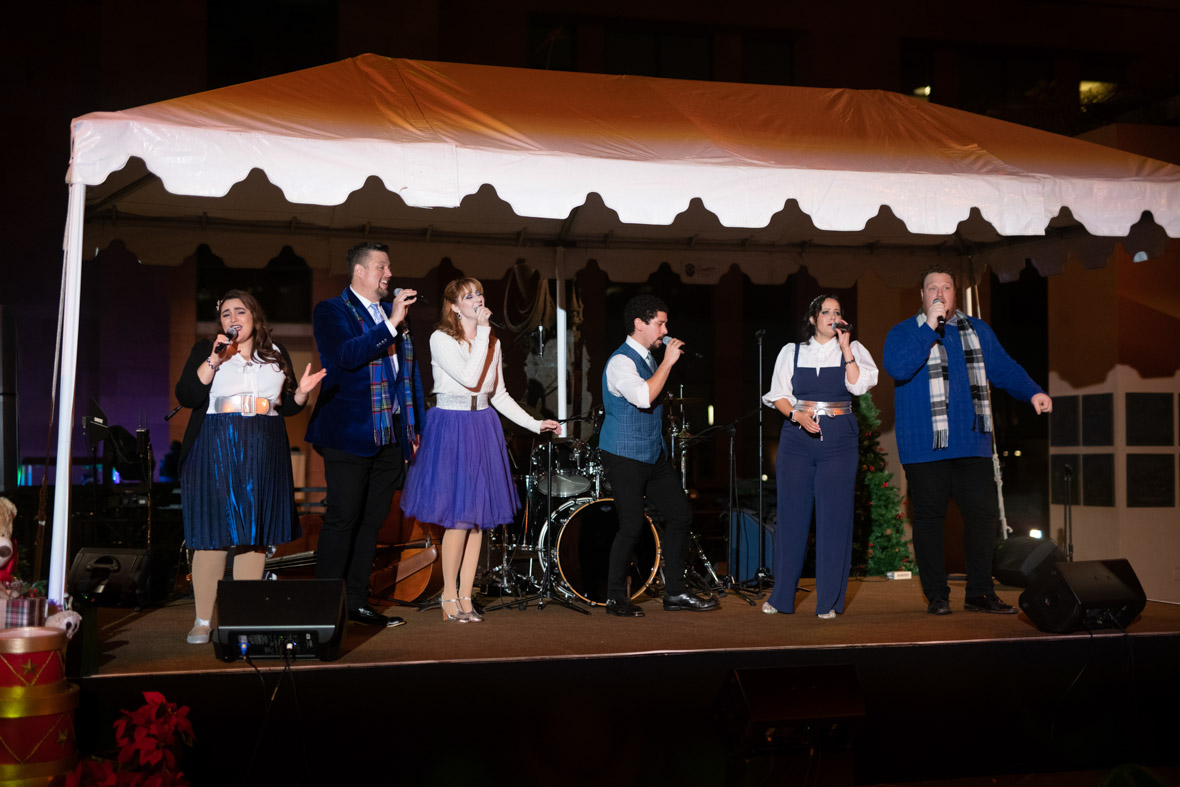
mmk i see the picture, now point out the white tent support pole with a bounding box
[49,182,87,605]
[555,246,567,424]
[964,263,1010,540]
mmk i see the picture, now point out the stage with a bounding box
[72,577,1180,786]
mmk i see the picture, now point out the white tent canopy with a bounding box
[75,55,1178,286]
[54,55,1180,602]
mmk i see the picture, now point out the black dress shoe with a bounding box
[348,605,406,628]
[662,591,720,612]
[927,597,952,615]
[604,599,645,617]
[964,593,1016,614]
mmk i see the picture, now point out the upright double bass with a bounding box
[265,492,444,604]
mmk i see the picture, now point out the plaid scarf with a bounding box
[345,294,396,446]
[923,310,991,450]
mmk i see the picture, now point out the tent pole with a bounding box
[49,182,87,605]
[555,246,567,424]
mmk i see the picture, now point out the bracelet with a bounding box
[845,358,856,364]
[206,359,219,372]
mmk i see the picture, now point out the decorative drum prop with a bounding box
[0,626,78,781]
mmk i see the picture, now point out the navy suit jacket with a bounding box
[305,288,425,457]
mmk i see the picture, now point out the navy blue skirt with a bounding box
[180,413,299,549]
[400,406,521,530]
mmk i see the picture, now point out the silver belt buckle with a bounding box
[241,394,256,416]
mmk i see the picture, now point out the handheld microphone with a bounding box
[392,287,429,305]
[933,299,946,336]
[213,325,239,354]
[832,321,852,332]
[662,336,704,360]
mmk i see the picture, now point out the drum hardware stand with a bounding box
[484,438,589,615]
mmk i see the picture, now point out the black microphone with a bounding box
[393,287,428,305]
[933,298,946,337]
[164,404,183,422]
[213,325,238,354]
[832,321,852,332]
[662,336,704,360]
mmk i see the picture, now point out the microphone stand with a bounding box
[753,329,773,595]
[680,411,759,605]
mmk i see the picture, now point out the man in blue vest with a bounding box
[599,295,720,617]
[305,242,425,628]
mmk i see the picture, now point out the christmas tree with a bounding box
[851,392,916,576]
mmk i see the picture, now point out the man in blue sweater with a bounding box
[884,266,1052,615]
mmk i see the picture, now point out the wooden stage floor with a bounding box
[87,577,1180,676]
[73,578,1180,786]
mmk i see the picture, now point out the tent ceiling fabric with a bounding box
[71,54,1180,285]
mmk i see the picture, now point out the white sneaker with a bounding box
[817,610,837,619]
[761,602,778,615]
[186,618,211,644]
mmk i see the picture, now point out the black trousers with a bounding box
[316,441,406,608]
[904,456,998,602]
[600,450,691,599]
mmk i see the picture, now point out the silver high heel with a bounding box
[440,597,468,623]
[458,596,483,622]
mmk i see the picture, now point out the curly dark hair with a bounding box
[215,289,294,392]
[623,294,669,335]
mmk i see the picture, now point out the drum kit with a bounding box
[483,431,662,609]
[481,393,745,611]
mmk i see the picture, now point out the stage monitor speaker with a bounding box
[993,536,1067,588]
[68,547,156,607]
[1019,559,1146,634]
[212,579,346,662]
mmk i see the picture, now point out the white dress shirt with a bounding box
[206,347,286,412]
[429,326,544,433]
[605,335,658,409]
[762,337,878,407]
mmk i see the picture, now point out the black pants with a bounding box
[904,456,998,602]
[600,450,691,599]
[316,441,406,608]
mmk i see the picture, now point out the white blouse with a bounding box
[762,337,878,408]
[206,348,286,413]
[428,327,544,433]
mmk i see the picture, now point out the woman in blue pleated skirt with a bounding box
[401,278,561,622]
[176,290,325,644]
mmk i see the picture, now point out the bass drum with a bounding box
[539,498,661,606]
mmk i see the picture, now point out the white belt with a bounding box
[436,392,490,411]
[211,394,276,416]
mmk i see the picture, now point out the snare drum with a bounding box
[531,439,596,498]
[538,498,661,605]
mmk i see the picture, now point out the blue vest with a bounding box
[599,342,666,464]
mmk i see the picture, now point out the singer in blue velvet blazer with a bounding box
[305,288,424,456]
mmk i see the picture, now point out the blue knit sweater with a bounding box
[883,315,1043,466]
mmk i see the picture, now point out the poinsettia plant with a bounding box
[68,691,196,786]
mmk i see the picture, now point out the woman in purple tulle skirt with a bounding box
[401,278,561,623]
